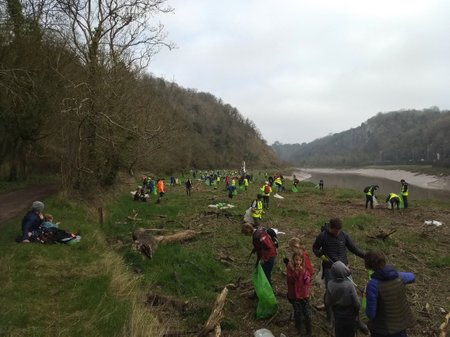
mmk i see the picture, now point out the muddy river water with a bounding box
[293,168,450,202]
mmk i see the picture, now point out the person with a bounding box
[133,186,148,201]
[385,193,400,210]
[286,251,312,337]
[312,218,366,327]
[41,214,59,230]
[243,176,249,191]
[243,223,277,285]
[400,179,408,209]
[21,201,44,242]
[364,185,379,209]
[319,179,324,191]
[364,250,415,337]
[325,261,360,337]
[260,181,272,209]
[250,194,264,226]
[227,183,236,199]
[185,178,192,196]
[274,175,283,193]
[156,178,165,203]
[287,237,313,276]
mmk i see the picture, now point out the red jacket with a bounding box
[287,263,311,300]
[252,228,277,262]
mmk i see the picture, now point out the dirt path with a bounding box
[0,184,60,225]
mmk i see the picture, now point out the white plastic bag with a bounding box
[254,328,275,337]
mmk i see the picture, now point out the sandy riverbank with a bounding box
[292,168,450,191]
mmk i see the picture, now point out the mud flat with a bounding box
[295,167,450,191]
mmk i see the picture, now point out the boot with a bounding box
[304,316,312,337]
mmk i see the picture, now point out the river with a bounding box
[293,168,450,202]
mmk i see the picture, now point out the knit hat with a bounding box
[31,201,45,212]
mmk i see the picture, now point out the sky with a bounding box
[148,0,450,145]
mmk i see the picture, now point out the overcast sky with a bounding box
[149,0,450,145]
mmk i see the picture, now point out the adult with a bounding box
[243,223,277,285]
[156,178,165,203]
[21,201,44,242]
[319,179,324,191]
[364,250,415,337]
[250,194,264,226]
[386,193,400,210]
[260,181,272,209]
[312,218,366,327]
[185,178,192,196]
[365,185,379,209]
[274,175,283,193]
[400,179,409,209]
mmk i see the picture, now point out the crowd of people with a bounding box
[240,174,415,337]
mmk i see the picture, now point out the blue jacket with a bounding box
[366,265,415,334]
[21,211,43,240]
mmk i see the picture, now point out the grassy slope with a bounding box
[1,175,449,336]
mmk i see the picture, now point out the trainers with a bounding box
[22,239,30,243]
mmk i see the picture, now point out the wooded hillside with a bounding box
[0,0,276,191]
[272,108,450,168]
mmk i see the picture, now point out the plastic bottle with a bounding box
[254,328,275,337]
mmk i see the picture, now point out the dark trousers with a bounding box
[261,256,275,286]
[263,196,269,209]
[291,299,312,333]
[334,317,356,337]
[365,195,373,208]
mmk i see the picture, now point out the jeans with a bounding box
[261,256,276,285]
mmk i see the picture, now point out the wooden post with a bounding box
[98,207,103,226]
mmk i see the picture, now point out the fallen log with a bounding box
[133,228,199,259]
[198,287,228,337]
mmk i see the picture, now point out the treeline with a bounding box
[272,108,450,167]
[0,0,276,192]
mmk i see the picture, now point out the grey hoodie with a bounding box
[325,261,360,319]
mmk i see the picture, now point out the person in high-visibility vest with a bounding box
[260,182,272,209]
[251,194,264,226]
[385,193,400,210]
[400,179,409,209]
[364,185,379,209]
[243,177,249,191]
[274,176,283,193]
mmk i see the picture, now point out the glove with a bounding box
[320,255,329,262]
[283,257,289,265]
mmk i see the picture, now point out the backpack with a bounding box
[264,185,270,194]
[266,228,279,248]
[363,186,370,193]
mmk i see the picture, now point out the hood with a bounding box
[331,261,351,281]
[371,265,399,281]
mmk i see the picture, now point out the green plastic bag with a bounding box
[399,194,404,209]
[239,185,245,191]
[291,185,299,193]
[232,189,238,196]
[252,263,277,319]
[153,188,157,195]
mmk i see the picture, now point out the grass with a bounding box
[1,172,449,336]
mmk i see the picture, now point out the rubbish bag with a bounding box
[399,194,404,209]
[254,328,275,337]
[252,263,277,319]
[232,189,238,196]
[373,196,379,207]
[291,185,299,193]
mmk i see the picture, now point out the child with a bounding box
[325,261,360,337]
[286,251,312,337]
[41,214,59,230]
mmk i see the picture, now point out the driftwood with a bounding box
[198,287,229,337]
[440,312,450,337]
[133,228,198,259]
[367,229,397,240]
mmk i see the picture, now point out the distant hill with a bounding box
[272,108,450,168]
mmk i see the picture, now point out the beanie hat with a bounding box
[32,201,45,212]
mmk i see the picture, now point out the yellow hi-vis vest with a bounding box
[251,200,263,218]
[401,184,409,196]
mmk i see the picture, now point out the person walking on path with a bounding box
[326,261,360,337]
[364,185,379,209]
[400,179,409,209]
[385,193,400,210]
[312,218,366,328]
[286,251,312,337]
[364,250,415,337]
[21,201,45,242]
